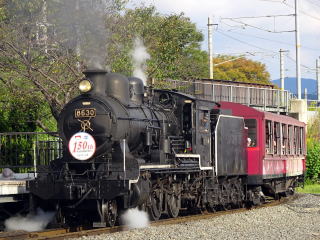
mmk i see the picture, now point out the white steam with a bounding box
[121,208,150,229]
[5,208,55,232]
[131,37,150,86]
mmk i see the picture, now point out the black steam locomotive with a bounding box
[28,70,262,227]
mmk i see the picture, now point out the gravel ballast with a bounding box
[80,194,320,240]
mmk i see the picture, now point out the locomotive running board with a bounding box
[175,154,213,170]
[128,155,213,187]
[140,164,174,169]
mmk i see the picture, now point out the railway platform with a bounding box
[0,172,35,203]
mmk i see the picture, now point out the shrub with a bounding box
[306,139,320,181]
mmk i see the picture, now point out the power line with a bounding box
[286,54,316,71]
[219,25,320,51]
[216,30,278,53]
[221,14,294,20]
[283,0,320,21]
[221,18,295,33]
[305,0,320,8]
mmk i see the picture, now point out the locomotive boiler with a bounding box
[28,69,284,227]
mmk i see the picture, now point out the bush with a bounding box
[306,139,320,181]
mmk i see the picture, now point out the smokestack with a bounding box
[83,69,108,96]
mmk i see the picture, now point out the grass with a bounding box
[296,183,320,194]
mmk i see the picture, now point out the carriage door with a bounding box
[197,108,211,168]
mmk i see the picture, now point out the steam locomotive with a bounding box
[28,70,305,227]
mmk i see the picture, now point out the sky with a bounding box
[128,0,320,82]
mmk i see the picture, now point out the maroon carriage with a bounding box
[219,101,306,195]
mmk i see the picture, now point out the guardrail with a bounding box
[0,132,62,173]
[158,80,291,113]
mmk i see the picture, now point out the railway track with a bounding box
[0,195,299,240]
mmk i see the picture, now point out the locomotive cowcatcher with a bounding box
[27,70,305,227]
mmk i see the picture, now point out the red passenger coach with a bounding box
[219,102,306,194]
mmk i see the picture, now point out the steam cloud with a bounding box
[51,0,110,69]
[5,208,55,232]
[131,37,150,86]
[121,208,150,229]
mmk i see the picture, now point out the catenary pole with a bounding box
[280,49,285,90]
[317,58,320,101]
[295,0,302,99]
[208,17,214,79]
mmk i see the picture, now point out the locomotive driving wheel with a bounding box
[230,183,240,208]
[102,200,118,227]
[148,188,162,221]
[167,184,181,218]
[220,183,231,211]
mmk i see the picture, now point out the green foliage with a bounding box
[296,183,320,194]
[107,6,208,80]
[0,135,34,172]
[307,110,320,142]
[306,110,320,182]
[212,55,272,84]
[0,93,39,132]
[0,0,129,131]
[306,139,320,181]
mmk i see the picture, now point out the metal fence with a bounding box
[157,80,291,113]
[0,132,62,173]
[307,100,320,111]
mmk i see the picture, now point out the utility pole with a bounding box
[317,58,320,101]
[279,49,287,90]
[208,17,214,79]
[304,88,307,100]
[208,17,218,79]
[280,49,288,105]
[295,0,302,99]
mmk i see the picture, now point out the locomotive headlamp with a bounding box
[79,80,92,93]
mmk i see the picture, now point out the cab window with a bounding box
[245,119,257,147]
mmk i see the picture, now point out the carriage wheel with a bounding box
[167,184,181,218]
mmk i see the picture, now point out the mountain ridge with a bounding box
[272,77,318,99]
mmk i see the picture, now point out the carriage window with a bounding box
[294,126,300,155]
[300,127,305,155]
[244,119,257,147]
[274,122,281,155]
[265,120,273,154]
[288,125,293,155]
[282,124,287,155]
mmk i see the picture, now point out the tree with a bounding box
[0,0,127,131]
[212,55,272,84]
[106,6,208,81]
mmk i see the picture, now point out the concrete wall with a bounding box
[289,99,308,124]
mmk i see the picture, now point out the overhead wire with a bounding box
[215,29,278,53]
[213,0,319,79]
[221,14,295,20]
[219,24,320,51]
[286,54,317,72]
[222,18,295,33]
[282,0,320,22]
[305,0,320,8]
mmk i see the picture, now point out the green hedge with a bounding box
[306,139,320,182]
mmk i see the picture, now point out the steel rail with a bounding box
[0,194,299,240]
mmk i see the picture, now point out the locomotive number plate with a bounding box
[74,108,96,118]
